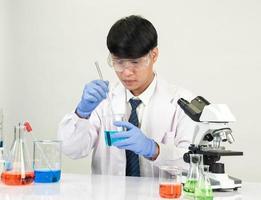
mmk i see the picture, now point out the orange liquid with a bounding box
[159,183,182,198]
[1,171,34,185]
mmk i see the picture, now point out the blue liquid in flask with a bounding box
[104,131,125,146]
[34,169,61,183]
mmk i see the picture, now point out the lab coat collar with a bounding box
[110,72,175,105]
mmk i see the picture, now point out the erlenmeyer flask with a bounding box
[183,154,203,198]
[1,123,34,185]
[194,165,213,200]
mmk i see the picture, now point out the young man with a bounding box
[58,15,196,177]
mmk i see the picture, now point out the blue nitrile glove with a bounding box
[110,121,157,158]
[76,80,109,118]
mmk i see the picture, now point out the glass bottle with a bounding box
[1,123,34,185]
[183,154,203,198]
[194,165,214,200]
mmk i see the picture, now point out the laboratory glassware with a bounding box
[0,108,3,148]
[183,154,203,197]
[33,140,62,183]
[1,123,34,185]
[194,165,213,200]
[103,114,126,146]
[159,165,182,199]
[0,109,4,173]
[95,61,114,116]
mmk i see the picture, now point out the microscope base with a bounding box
[209,173,242,190]
[182,173,242,190]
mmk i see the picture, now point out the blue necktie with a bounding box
[126,99,142,177]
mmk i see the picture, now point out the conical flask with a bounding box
[194,165,213,200]
[1,123,34,185]
[183,154,203,198]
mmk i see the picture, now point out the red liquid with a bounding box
[1,171,34,185]
[159,183,182,198]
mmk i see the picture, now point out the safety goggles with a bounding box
[107,51,151,72]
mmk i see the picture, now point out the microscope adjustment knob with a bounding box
[203,134,214,142]
[183,152,192,163]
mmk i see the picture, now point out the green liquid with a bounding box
[195,187,213,200]
[183,179,198,196]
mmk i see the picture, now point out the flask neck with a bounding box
[14,124,26,141]
[187,154,204,179]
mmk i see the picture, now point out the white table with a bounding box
[0,173,260,200]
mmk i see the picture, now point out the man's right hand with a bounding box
[76,80,109,118]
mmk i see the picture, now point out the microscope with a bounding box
[178,96,243,190]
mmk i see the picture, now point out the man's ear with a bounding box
[151,47,159,63]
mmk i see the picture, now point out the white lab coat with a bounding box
[58,77,196,177]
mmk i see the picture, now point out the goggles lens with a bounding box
[108,52,151,72]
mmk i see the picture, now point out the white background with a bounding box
[0,0,260,182]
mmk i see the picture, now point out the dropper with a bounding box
[94,61,114,116]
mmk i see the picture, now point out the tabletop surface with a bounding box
[0,173,260,200]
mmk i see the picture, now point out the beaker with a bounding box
[0,108,3,148]
[33,140,62,183]
[102,114,126,146]
[159,166,182,199]
[0,150,4,174]
[183,154,203,197]
[1,123,34,185]
[194,165,213,200]
[0,109,4,173]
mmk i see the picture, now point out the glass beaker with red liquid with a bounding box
[1,123,34,185]
[159,166,182,199]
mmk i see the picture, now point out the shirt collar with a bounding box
[126,73,157,106]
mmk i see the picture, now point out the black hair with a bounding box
[107,15,158,59]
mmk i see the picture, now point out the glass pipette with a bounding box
[94,61,114,116]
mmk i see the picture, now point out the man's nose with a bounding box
[121,64,134,76]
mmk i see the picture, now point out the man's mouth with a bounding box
[123,80,136,85]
